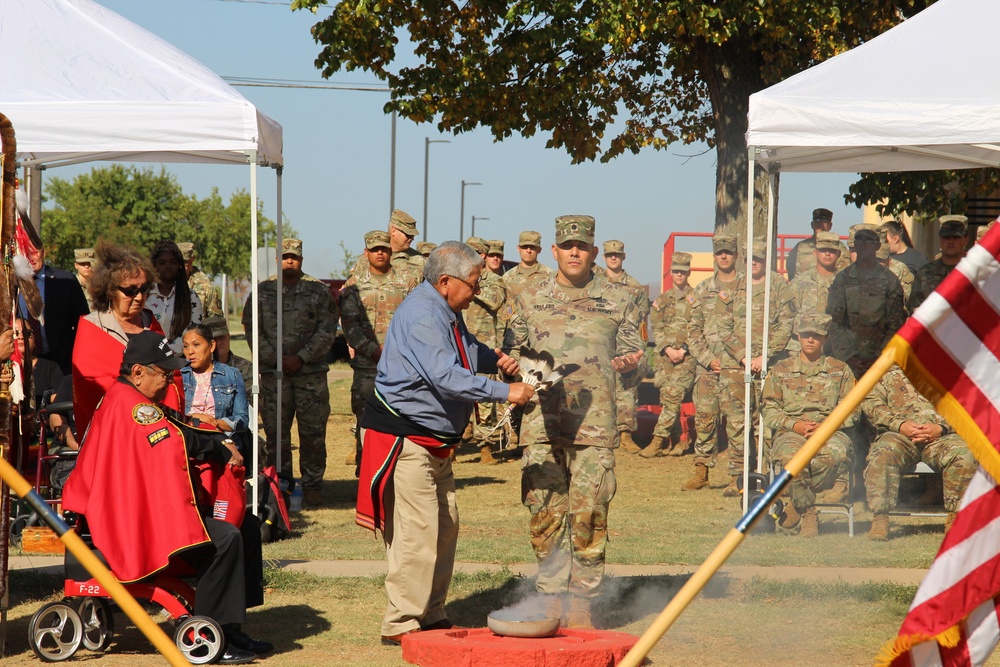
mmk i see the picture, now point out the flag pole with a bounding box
[618,350,897,667]
[0,455,190,666]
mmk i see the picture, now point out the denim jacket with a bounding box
[180,362,249,434]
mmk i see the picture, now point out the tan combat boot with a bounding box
[799,507,819,538]
[542,594,564,623]
[945,511,957,532]
[666,436,690,457]
[868,513,890,541]
[722,475,741,497]
[778,502,801,530]
[462,421,475,442]
[681,462,709,491]
[619,431,642,454]
[565,596,593,629]
[639,435,667,459]
[914,476,943,506]
[480,445,498,465]
[818,479,849,504]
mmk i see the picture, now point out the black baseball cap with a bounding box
[122,331,189,370]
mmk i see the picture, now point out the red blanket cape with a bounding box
[63,380,210,583]
[72,316,182,438]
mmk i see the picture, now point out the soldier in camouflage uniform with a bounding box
[909,215,968,311]
[504,214,648,629]
[861,365,974,540]
[352,209,427,279]
[877,234,915,309]
[503,231,554,299]
[761,313,857,537]
[682,234,748,494]
[643,251,697,457]
[179,242,224,319]
[826,228,906,378]
[416,241,437,257]
[785,208,851,281]
[340,230,420,469]
[242,238,338,508]
[602,240,650,455]
[74,248,96,312]
[485,240,505,276]
[788,231,842,319]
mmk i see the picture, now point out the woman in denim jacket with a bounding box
[181,323,249,444]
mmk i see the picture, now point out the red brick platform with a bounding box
[401,627,642,667]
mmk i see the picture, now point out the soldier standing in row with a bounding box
[243,238,338,508]
[785,208,851,281]
[909,215,968,311]
[643,251,697,458]
[340,230,420,469]
[485,240,505,276]
[416,241,437,258]
[862,365,974,541]
[74,247,96,312]
[603,240,650,455]
[788,231,842,319]
[353,209,427,279]
[180,242,224,318]
[503,231,553,299]
[762,313,857,538]
[876,231,914,308]
[505,214,648,629]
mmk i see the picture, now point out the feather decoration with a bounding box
[487,347,580,444]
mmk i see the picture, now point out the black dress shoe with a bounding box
[380,628,421,646]
[421,619,454,631]
[228,628,274,655]
[218,643,256,665]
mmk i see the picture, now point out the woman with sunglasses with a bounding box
[72,240,183,436]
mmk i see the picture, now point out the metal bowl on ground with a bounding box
[486,613,560,638]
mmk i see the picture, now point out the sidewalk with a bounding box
[8,555,929,586]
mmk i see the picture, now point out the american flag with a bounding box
[877,223,1000,667]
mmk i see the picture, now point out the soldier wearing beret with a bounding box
[503,231,553,299]
[643,251,697,457]
[179,242,224,319]
[340,230,420,469]
[909,215,969,311]
[74,247,97,312]
[505,214,648,628]
[785,208,851,281]
[243,238,339,508]
[761,312,858,537]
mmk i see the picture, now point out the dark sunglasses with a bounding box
[117,284,152,298]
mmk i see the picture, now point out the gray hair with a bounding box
[424,241,484,284]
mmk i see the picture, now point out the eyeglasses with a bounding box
[145,365,173,380]
[447,275,482,292]
[117,284,152,298]
[670,270,690,275]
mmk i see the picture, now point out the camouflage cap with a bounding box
[416,241,438,255]
[751,240,767,259]
[389,209,419,236]
[812,208,834,222]
[177,242,195,262]
[939,214,968,238]
[518,231,542,247]
[201,315,229,339]
[712,234,738,253]
[977,220,997,242]
[814,231,841,251]
[876,240,891,260]
[795,312,832,336]
[603,240,625,255]
[465,236,488,254]
[281,238,303,257]
[847,223,881,246]
[554,215,595,245]
[74,248,96,263]
[364,229,391,250]
[670,252,692,272]
[486,240,505,255]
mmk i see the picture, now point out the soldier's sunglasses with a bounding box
[117,284,152,298]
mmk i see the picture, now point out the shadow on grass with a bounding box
[252,603,332,650]
[455,475,505,490]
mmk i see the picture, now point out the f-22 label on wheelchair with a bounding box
[71,582,107,596]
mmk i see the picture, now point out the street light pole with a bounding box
[460,180,482,240]
[471,216,490,237]
[423,137,451,239]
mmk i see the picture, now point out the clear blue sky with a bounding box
[66,0,864,292]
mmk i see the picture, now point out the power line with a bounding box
[222,76,389,92]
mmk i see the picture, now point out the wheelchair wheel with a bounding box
[174,615,225,664]
[76,597,115,651]
[28,601,84,662]
[9,513,36,549]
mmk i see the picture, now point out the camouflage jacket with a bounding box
[340,266,419,370]
[465,270,507,348]
[502,262,553,299]
[189,268,223,318]
[687,272,745,370]
[606,269,651,322]
[77,274,95,312]
[826,264,906,363]
[504,272,650,448]
[352,249,425,282]
[721,274,796,362]
[786,236,851,280]
[908,258,957,311]
[861,365,952,436]
[242,273,338,374]
[760,354,858,432]
[789,268,838,317]
[651,285,694,352]
[224,351,253,389]
[886,259,914,307]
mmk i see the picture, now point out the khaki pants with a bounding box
[381,439,458,636]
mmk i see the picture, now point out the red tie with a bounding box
[453,321,472,371]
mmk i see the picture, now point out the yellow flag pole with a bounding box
[0,456,189,666]
[618,350,896,667]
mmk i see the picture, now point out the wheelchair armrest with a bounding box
[45,401,75,417]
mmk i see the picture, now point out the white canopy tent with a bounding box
[739,0,1000,510]
[0,0,288,500]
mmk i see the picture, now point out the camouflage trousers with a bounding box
[864,432,975,513]
[653,356,696,438]
[521,444,617,598]
[693,367,745,473]
[471,374,502,445]
[260,370,330,490]
[350,368,377,467]
[615,372,637,433]
[771,430,853,513]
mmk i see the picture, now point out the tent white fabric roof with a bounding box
[2,0,282,168]
[746,0,1000,173]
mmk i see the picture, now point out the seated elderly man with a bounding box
[63,331,271,664]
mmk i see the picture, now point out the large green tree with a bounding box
[294,0,931,235]
[42,165,287,280]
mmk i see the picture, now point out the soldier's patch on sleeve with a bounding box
[133,403,165,425]
[686,294,697,305]
[147,427,170,447]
